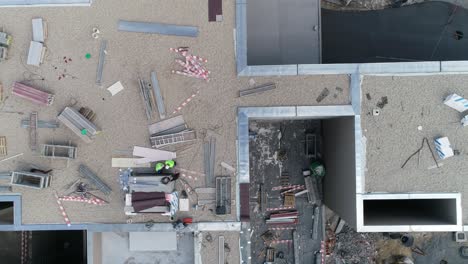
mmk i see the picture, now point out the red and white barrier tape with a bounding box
[270,239,293,245]
[59,195,107,206]
[268,226,296,231]
[171,89,200,115]
[54,192,71,227]
[266,206,295,212]
[281,186,305,195]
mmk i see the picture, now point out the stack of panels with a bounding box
[58,107,100,143]
[12,82,54,106]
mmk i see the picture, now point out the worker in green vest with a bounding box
[155,160,176,173]
[165,159,176,170]
[155,162,165,173]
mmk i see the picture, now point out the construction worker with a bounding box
[155,162,165,173]
[165,159,176,170]
[155,160,176,173]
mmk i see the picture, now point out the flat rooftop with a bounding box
[361,74,468,224]
[0,0,350,226]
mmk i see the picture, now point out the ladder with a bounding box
[29,112,37,151]
[0,136,6,156]
[216,176,231,215]
[150,130,196,148]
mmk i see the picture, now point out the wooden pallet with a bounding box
[0,136,6,156]
[284,193,295,207]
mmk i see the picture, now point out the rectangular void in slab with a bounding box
[246,0,321,65]
[0,202,14,225]
[364,198,458,226]
[322,117,358,228]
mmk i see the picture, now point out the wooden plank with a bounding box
[209,0,223,22]
[148,115,186,136]
[132,146,176,161]
[111,158,150,168]
[0,136,6,156]
[32,18,45,43]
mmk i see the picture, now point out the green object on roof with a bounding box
[310,161,325,177]
[81,129,87,135]
[155,162,165,172]
[85,53,91,59]
[165,160,175,169]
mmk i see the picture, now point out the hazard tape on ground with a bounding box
[270,239,293,245]
[59,195,107,206]
[54,192,71,227]
[268,226,296,231]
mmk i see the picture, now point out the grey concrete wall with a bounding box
[322,117,357,228]
[246,0,320,65]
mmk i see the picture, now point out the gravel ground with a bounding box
[361,74,468,224]
[0,0,350,226]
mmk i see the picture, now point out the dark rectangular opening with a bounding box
[0,230,87,264]
[364,199,458,226]
[0,201,14,225]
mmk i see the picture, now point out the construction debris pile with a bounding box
[327,224,381,264]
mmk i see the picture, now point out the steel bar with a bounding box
[239,83,276,97]
[96,39,107,85]
[151,72,166,119]
[138,79,153,120]
[118,20,198,37]
[21,119,59,128]
[218,236,225,264]
[29,112,37,151]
